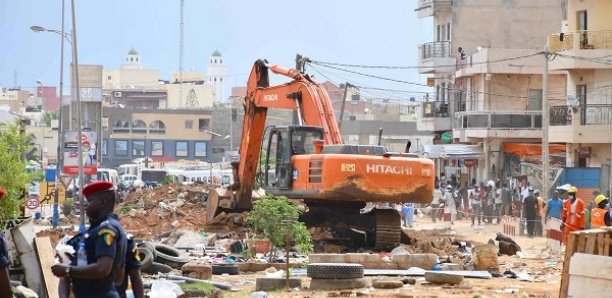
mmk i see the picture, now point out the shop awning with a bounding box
[503,143,566,157]
[421,144,484,159]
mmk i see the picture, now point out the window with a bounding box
[133,140,145,156]
[198,119,210,131]
[149,120,166,133]
[212,147,225,154]
[151,141,164,156]
[527,89,543,110]
[176,141,188,157]
[115,140,128,156]
[132,120,147,133]
[185,120,193,129]
[194,142,207,157]
[113,120,129,133]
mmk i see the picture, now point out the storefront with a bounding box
[422,144,485,187]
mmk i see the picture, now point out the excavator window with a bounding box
[291,130,322,155]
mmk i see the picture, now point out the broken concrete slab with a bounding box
[472,243,499,272]
[255,277,301,291]
[309,278,367,290]
[309,254,346,263]
[392,253,438,270]
[424,272,464,285]
[372,279,404,289]
[181,260,212,280]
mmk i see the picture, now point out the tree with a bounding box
[246,195,313,261]
[42,111,58,127]
[0,121,32,220]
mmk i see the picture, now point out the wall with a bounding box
[163,84,214,108]
[568,0,612,32]
[103,68,159,90]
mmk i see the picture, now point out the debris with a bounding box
[181,260,212,280]
[14,285,38,298]
[402,277,417,285]
[166,274,232,290]
[471,243,499,273]
[251,291,268,298]
[372,279,404,289]
[424,272,464,285]
[148,279,184,298]
[392,253,438,270]
[309,278,367,290]
[255,278,301,291]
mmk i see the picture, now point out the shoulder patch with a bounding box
[98,228,116,237]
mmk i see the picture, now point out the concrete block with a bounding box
[361,262,401,270]
[372,279,404,289]
[309,253,346,263]
[424,272,463,285]
[345,253,383,264]
[256,277,301,291]
[393,253,438,270]
[440,263,461,271]
[181,260,212,280]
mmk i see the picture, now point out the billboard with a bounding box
[63,131,97,175]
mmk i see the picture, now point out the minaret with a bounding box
[207,50,226,102]
[122,48,143,70]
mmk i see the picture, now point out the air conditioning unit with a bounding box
[113,91,122,98]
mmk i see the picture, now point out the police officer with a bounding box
[52,181,127,298]
[116,234,144,298]
[0,187,14,298]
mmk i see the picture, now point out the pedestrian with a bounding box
[523,187,538,237]
[562,186,586,244]
[116,234,144,298]
[52,181,128,298]
[0,187,14,298]
[460,182,469,218]
[534,190,545,236]
[590,195,610,229]
[470,186,482,226]
[443,185,457,225]
[485,185,495,224]
[494,182,502,224]
[431,186,443,223]
[401,203,414,228]
[501,183,512,216]
[545,191,563,221]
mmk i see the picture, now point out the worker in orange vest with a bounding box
[590,195,610,229]
[562,186,585,244]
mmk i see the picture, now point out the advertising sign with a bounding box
[63,131,98,175]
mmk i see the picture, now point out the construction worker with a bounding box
[0,187,14,298]
[590,195,610,229]
[562,186,586,244]
[52,181,127,298]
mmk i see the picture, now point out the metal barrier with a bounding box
[545,217,564,254]
[502,215,518,238]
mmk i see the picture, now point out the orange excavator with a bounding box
[208,56,434,250]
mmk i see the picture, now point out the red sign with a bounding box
[63,166,98,175]
[26,196,40,210]
[464,159,475,168]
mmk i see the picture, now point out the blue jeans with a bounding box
[403,207,414,227]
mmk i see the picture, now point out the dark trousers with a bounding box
[526,217,536,237]
[471,204,482,224]
[534,215,543,236]
[501,201,512,216]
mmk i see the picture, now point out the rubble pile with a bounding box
[117,182,216,240]
[401,228,472,257]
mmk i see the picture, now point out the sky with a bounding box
[0,0,432,101]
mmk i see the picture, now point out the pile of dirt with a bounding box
[117,182,216,240]
[401,228,474,257]
[36,228,73,247]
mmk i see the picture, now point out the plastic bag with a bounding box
[148,280,184,298]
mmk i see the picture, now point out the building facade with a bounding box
[207,50,227,102]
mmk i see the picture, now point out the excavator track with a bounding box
[374,208,401,251]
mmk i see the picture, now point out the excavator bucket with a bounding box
[206,187,233,223]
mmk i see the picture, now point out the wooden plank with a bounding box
[576,232,586,253]
[35,236,60,298]
[597,233,604,255]
[605,234,611,256]
[585,232,596,254]
[560,232,578,298]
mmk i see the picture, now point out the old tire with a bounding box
[144,262,173,274]
[307,263,364,279]
[136,247,154,272]
[137,242,157,259]
[153,243,191,269]
[211,264,240,275]
[309,278,367,290]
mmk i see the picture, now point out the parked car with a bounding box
[119,174,144,188]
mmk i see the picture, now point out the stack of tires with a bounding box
[307,263,366,290]
[136,242,191,274]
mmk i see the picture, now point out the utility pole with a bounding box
[542,49,550,199]
[53,0,66,228]
[179,0,184,106]
[338,83,352,131]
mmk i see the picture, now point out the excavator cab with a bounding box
[263,125,323,190]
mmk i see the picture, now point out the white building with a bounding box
[207,50,227,102]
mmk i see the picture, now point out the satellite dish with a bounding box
[566,95,580,108]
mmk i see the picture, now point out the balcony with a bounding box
[416,101,451,132]
[453,111,542,141]
[549,104,612,143]
[418,41,456,74]
[415,0,452,19]
[548,30,612,70]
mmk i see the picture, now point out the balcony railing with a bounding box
[549,30,612,52]
[550,106,572,126]
[421,41,451,59]
[422,101,449,118]
[583,104,612,125]
[454,111,542,130]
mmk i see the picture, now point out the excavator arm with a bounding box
[232,59,343,204]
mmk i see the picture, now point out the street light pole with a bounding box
[52,0,66,228]
[70,0,86,231]
[542,49,550,200]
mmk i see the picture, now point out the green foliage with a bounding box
[179,282,215,296]
[62,198,74,216]
[246,195,313,259]
[42,111,58,127]
[0,122,32,220]
[118,203,135,215]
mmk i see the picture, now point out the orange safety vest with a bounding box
[591,208,607,229]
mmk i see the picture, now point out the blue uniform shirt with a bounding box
[116,234,141,298]
[0,234,9,269]
[546,198,563,220]
[68,214,127,298]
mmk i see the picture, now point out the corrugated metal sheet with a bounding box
[421,144,484,159]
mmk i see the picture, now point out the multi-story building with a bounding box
[0,87,29,113]
[548,0,612,195]
[207,50,227,102]
[415,0,565,183]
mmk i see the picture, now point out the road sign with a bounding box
[26,196,40,210]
